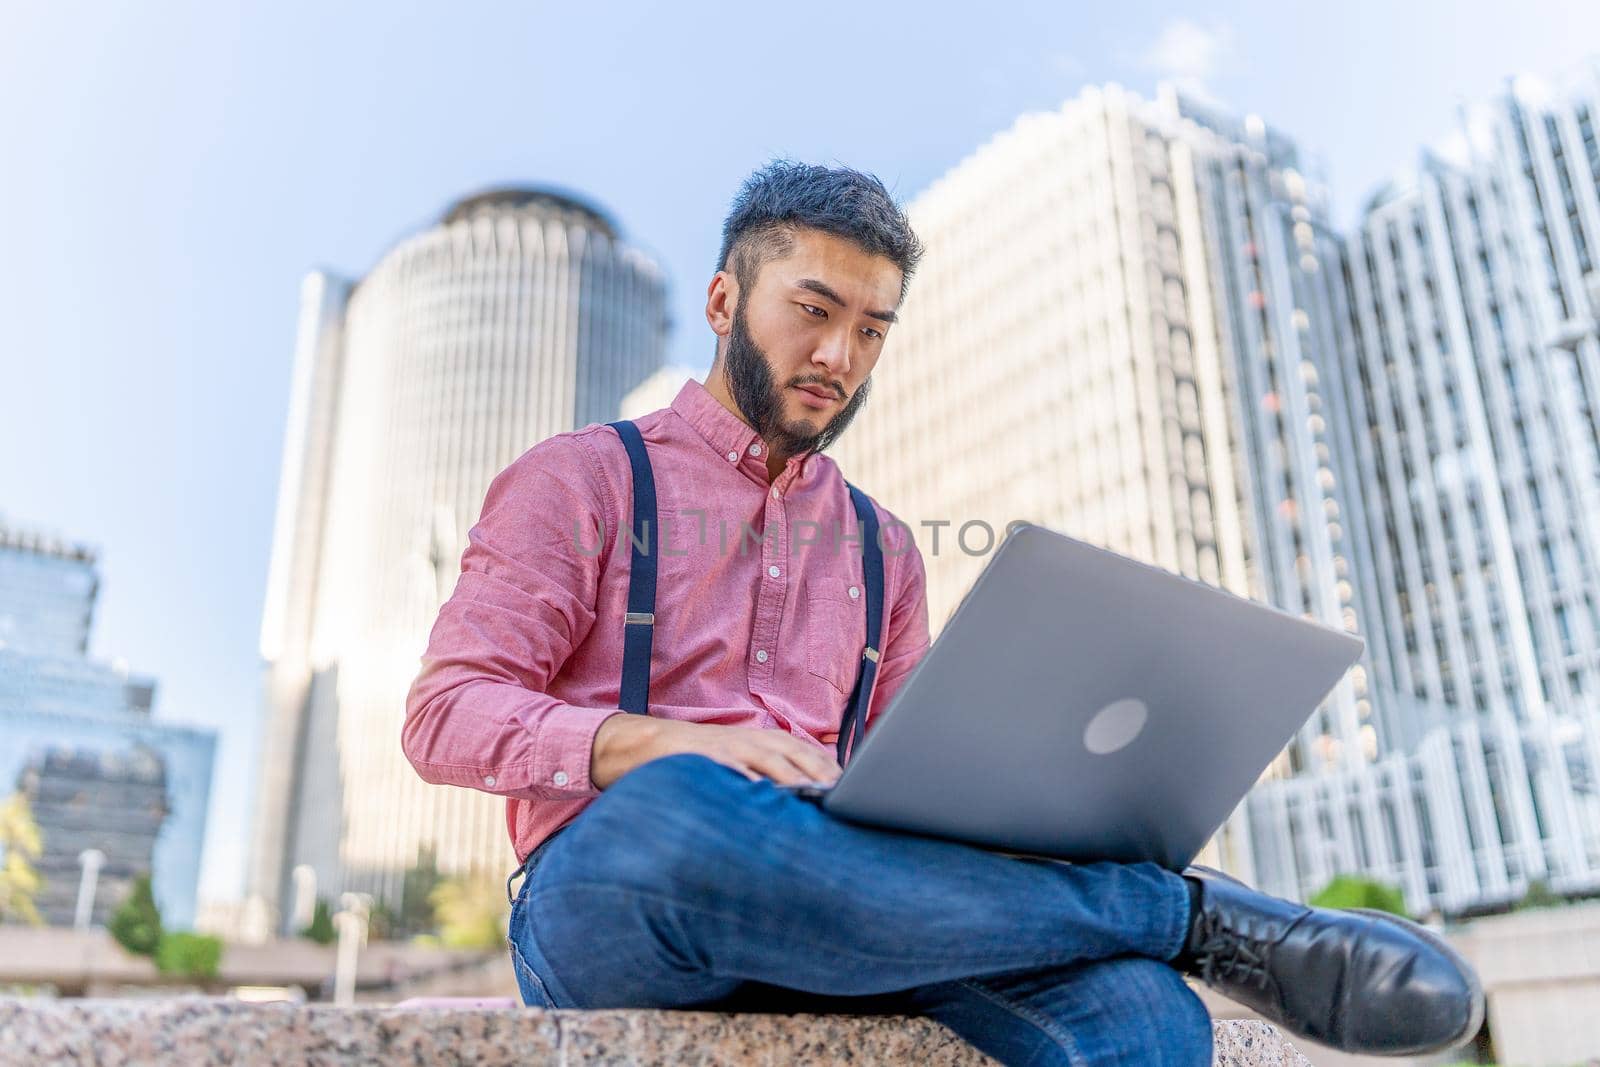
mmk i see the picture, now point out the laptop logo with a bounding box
[1083,698,1148,755]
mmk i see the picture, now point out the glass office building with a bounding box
[0,520,215,928]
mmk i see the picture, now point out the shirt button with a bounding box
[749,442,762,456]
[849,586,860,599]
[768,565,780,578]
[552,770,569,786]
[770,486,780,499]
[483,775,496,787]
[755,649,769,663]
[726,450,738,462]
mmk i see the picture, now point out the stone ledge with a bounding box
[0,997,1315,1065]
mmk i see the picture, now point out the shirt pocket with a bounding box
[804,576,865,695]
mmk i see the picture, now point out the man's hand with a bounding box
[590,714,842,791]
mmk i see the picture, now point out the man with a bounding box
[403,161,1481,1065]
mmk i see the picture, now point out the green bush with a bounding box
[429,874,509,950]
[300,897,336,945]
[107,873,163,957]
[1513,878,1564,911]
[154,931,223,979]
[1309,874,1408,917]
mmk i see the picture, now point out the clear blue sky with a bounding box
[2,0,1594,905]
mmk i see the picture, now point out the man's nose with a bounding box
[813,333,854,378]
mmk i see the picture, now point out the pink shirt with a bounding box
[402,378,931,863]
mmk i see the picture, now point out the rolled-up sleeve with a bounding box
[864,516,931,729]
[402,433,626,800]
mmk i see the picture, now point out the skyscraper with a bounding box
[1324,66,1600,908]
[832,83,1380,884]
[0,519,215,928]
[833,70,1600,915]
[249,188,670,926]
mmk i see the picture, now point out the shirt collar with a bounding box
[670,377,815,481]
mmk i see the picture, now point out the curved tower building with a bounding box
[248,188,669,926]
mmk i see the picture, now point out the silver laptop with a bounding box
[786,522,1364,870]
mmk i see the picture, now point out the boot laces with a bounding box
[1191,908,1273,990]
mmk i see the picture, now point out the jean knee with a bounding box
[554,753,749,891]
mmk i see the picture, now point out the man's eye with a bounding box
[862,327,883,340]
[800,304,826,317]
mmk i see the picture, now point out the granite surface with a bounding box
[0,997,1315,1065]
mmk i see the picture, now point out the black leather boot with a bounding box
[1176,865,1484,1055]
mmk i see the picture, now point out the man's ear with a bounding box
[705,269,738,338]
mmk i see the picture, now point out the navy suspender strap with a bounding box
[607,420,658,715]
[509,419,655,897]
[837,482,885,766]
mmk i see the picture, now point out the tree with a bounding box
[0,792,44,926]
[301,896,336,945]
[366,896,397,942]
[429,873,509,950]
[398,843,443,938]
[155,931,224,979]
[108,873,163,956]
[1310,874,1409,917]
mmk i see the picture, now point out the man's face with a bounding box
[715,228,903,457]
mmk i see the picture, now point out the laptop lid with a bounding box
[821,522,1364,870]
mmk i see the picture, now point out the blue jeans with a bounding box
[506,753,1212,1067]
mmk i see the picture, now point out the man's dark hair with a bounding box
[716,159,925,305]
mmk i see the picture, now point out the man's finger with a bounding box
[793,748,842,784]
[769,736,841,783]
[783,752,831,786]
[711,753,762,782]
[749,751,809,786]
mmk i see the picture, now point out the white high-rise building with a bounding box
[1324,66,1600,908]
[835,72,1600,916]
[620,364,699,420]
[832,83,1406,890]
[249,188,669,927]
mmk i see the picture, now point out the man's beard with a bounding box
[721,302,871,458]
